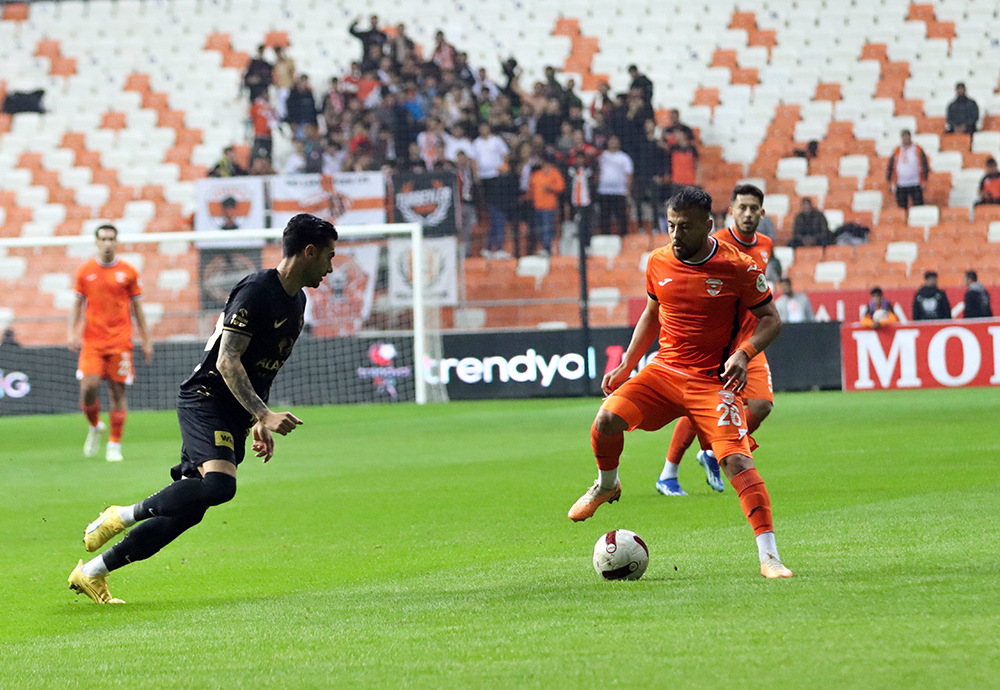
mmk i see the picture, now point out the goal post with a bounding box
[0,221,437,414]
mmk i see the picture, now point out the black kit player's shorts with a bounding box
[171,403,248,480]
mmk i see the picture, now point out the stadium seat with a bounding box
[824,209,845,230]
[776,157,808,180]
[772,246,794,275]
[453,307,487,330]
[988,222,1000,243]
[38,273,72,293]
[589,235,622,269]
[813,261,846,289]
[885,241,919,276]
[515,255,550,290]
[0,256,28,282]
[907,205,940,240]
[156,268,190,292]
[588,286,620,317]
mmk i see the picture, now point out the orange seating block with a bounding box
[100,111,127,130]
[175,129,204,147]
[907,4,935,22]
[123,73,150,93]
[91,169,119,186]
[48,188,75,205]
[982,115,1000,132]
[748,28,776,53]
[974,205,1000,223]
[205,33,231,52]
[50,57,76,76]
[940,133,970,151]
[158,109,186,129]
[180,164,208,181]
[552,18,580,36]
[32,170,59,187]
[264,31,290,48]
[222,51,250,70]
[860,43,887,63]
[2,3,28,20]
[142,92,170,111]
[34,39,60,58]
[926,21,955,41]
[917,116,946,133]
[61,132,86,150]
[164,146,193,165]
[730,11,756,30]
[963,152,991,169]
[692,87,720,108]
[711,49,738,69]
[895,99,924,118]
[814,83,842,102]
[731,68,759,85]
[875,78,906,99]
[75,150,102,169]
[17,152,43,170]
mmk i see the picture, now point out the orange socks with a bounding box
[591,425,624,471]
[666,416,697,465]
[82,401,100,427]
[109,410,127,443]
[731,468,773,536]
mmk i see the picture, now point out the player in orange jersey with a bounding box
[568,186,793,578]
[656,183,775,496]
[68,224,153,462]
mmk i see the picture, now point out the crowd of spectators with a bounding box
[217,16,707,257]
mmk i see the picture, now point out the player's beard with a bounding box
[671,242,697,261]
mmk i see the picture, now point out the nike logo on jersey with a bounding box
[274,318,288,328]
[658,278,673,286]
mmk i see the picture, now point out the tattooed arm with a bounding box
[217,329,302,438]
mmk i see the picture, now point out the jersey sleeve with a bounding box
[645,250,660,299]
[223,281,268,336]
[74,264,87,296]
[127,265,142,298]
[734,252,772,309]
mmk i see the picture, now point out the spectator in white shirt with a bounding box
[886,129,929,209]
[774,278,814,323]
[597,135,634,237]
[473,123,511,257]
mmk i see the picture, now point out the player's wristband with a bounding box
[737,342,758,360]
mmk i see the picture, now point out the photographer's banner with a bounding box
[387,235,458,307]
[842,318,1000,391]
[305,244,380,337]
[194,177,267,247]
[270,173,386,228]
[390,171,458,237]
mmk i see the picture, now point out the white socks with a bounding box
[658,461,680,481]
[118,504,137,527]
[756,531,779,563]
[598,468,619,490]
[81,555,109,578]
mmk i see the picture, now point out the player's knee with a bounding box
[202,472,237,506]
[750,400,773,421]
[593,409,628,434]
[719,453,753,476]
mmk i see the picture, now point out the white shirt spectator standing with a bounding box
[774,278,814,323]
[472,123,511,257]
[597,135,633,237]
[886,129,929,209]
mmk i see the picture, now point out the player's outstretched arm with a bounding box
[602,296,660,395]
[722,301,782,391]
[68,294,85,351]
[217,329,304,436]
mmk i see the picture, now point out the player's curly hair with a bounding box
[731,183,764,204]
[666,186,713,215]
[282,214,339,257]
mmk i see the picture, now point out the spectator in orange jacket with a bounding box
[860,287,900,329]
[527,157,566,256]
[886,129,929,210]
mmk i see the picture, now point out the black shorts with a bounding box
[171,403,248,480]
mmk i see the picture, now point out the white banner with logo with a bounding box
[387,235,458,307]
[193,177,267,247]
[271,173,387,228]
[305,244,380,338]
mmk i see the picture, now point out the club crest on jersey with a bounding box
[718,390,736,405]
[756,273,768,292]
[115,271,127,283]
[761,250,769,263]
[705,278,723,296]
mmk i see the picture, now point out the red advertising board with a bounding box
[841,318,1000,390]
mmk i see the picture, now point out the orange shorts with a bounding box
[77,346,134,385]
[601,359,753,459]
[744,353,773,404]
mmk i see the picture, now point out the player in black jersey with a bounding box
[69,214,338,604]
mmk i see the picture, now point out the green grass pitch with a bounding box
[2,388,999,689]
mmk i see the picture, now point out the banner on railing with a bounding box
[390,171,458,237]
[193,177,267,247]
[387,235,458,307]
[841,318,1000,391]
[305,244,380,337]
[270,173,387,228]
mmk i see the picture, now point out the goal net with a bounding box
[0,223,445,416]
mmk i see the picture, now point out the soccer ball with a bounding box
[872,308,890,323]
[592,529,649,581]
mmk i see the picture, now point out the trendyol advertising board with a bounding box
[841,318,1000,391]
